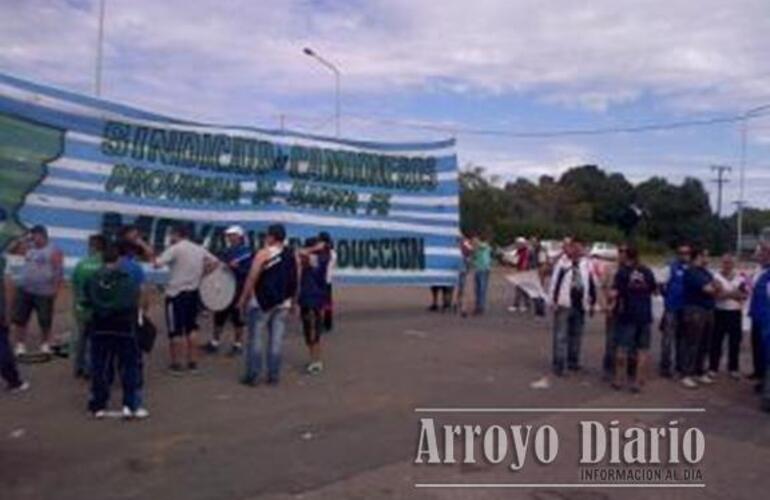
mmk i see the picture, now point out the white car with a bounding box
[590,241,619,260]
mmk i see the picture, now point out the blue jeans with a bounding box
[474,270,490,314]
[552,306,585,375]
[89,334,141,412]
[243,306,288,383]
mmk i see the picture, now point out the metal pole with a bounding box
[737,119,747,254]
[94,0,106,97]
[334,70,341,138]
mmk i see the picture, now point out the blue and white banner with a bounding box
[0,73,460,286]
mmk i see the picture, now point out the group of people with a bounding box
[3,223,770,415]
[0,223,336,419]
[427,233,492,316]
[536,236,770,411]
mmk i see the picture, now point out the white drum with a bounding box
[199,266,237,312]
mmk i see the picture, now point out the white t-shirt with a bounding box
[714,271,746,311]
[157,239,215,298]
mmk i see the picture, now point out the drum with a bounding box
[199,265,237,312]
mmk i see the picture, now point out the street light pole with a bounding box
[94,0,107,97]
[736,103,770,254]
[303,47,341,137]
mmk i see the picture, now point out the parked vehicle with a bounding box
[589,241,619,260]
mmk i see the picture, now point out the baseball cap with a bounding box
[225,225,245,237]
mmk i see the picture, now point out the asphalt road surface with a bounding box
[2,271,769,500]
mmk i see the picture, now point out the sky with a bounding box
[2,0,770,210]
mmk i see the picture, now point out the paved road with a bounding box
[1,271,768,500]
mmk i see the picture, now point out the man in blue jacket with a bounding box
[749,242,770,412]
[659,244,691,378]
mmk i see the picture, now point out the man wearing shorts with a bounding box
[9,225,63,356]
[611,246,657,392]
[155,225,217,373]
[1,254,28,392]
[204,225,252,356]
[297,237,330,374]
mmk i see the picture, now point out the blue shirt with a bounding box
[683,266,715,310]
[750,267,770,322]
[219,244,253,286]
[614,264,657,324]
[664,259,688,311]
[119,256,145,287]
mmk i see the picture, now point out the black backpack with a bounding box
[87,267,139,336]
[255,246,297,311]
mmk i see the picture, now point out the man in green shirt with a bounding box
[472,233,492,314]
[71,235,106,378]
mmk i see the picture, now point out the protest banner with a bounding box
[0,73,460,285]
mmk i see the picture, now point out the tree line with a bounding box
[459,164,768,254]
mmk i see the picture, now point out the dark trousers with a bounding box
[682,306,714,377]
[709,309,742,373]
[89,334,141,412]
[660,309,684,375]
[0,324,22,389]
[751,320,766,379]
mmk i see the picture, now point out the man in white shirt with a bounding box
[548,238,597,376]
[154,225,218,373]
[709,254,748,379]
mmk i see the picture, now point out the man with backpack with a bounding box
[85,244,147,419]
[238,224,297,386]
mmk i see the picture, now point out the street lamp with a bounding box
[94,0,107,97]
[303,47,341,137]
[736,103,770,254]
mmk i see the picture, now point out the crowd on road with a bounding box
[2,223,770,417]
[0,223,334,419]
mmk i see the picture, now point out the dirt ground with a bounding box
[1,270,769,500]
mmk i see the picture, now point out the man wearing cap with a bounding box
[204,226,253,356]
[8,225,63,356]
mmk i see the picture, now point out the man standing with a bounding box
[154,225,218,374]
[9,225,63,356]
[472,233,492,315]
[548,238,596,376]
[601,245,627,380]
[611,247,657,392]
[71,234,106,378]
[749,242,770,411]
[1,254,28,392]
[204,226,252,356]
[238,224,297,386]
[85,244,145,419]
[680,248,720,389]
[659,244,691,378]
[709,254,748,379]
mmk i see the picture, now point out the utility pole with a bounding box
[710,164,732,217]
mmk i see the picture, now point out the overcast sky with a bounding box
[2,0,770,209]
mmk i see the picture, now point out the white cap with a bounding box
[225,225,245,237]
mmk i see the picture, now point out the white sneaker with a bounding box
[133,408,150,419]
[9,381,30,394]
[40,343,52,355]
[681,377,698,389]
[306,361,324,375]
[706,370,718,378]
[93,410,107,419]
[507,306,519,312]
[729,371,741,380]
[698,374,715,385]
[14,343,26,356]
[121,406,134,420]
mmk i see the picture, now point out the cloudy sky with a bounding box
[2,0,770,209]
